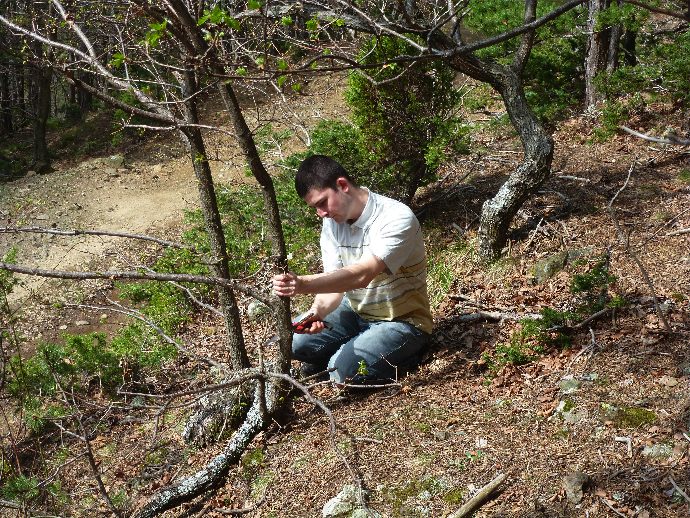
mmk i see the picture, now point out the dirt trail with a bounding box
[0,77,347,325]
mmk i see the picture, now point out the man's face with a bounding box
[303,180,350,224]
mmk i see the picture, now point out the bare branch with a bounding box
[607,161,673,333]
[0,226,189,249]
[623,0,690,21]
[0,262,273,306]
[620,125,690,146]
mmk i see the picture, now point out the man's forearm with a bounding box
[311,292,343,318]
[299,255,386,294]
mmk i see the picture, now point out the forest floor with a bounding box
[1,75,689,518]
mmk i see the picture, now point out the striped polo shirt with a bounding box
[320,189,433,333]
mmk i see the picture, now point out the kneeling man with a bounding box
[272,155,432,384]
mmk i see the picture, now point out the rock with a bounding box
[247,300,269,320]
[104,167,118,177]
[559,375,581,394]
[563,471,590,504]
[58,324,68,330]
[322,485,375,518]
[600,403,657,428]
[658,375,678,387]
[35,214,49,221]
[552,399,587,425]
[531,251,568,284]
[75,320,89,326]
[152,164,163,175]
[105,154,125,169]
[641,443,673,459]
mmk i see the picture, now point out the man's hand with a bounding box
[272,271,302,297]
[292,311,327,334]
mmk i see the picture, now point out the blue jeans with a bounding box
[292,299,430,384]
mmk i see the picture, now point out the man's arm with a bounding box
[272,254,387,298]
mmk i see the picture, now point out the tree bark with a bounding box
[180,68,249,371]
[0,68,12,135]
[585,0,612,109]
[31,57,52,173]
[430,40,553,262]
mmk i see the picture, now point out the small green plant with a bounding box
[0,474,40,503]
[570,255,617,314]
[484,255,620,374]
[678,169,690,184]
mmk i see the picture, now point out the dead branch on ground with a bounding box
[607,161,673,333]
[449,472,507,518]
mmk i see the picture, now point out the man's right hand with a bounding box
[272,271,302,297]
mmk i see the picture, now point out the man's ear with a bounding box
[336,177,350,192]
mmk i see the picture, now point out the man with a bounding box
[272,155,432,384]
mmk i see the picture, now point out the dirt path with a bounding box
[0,77,347,335]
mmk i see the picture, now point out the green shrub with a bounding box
[346,36,467,201]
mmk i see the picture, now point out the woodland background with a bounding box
[0,1,689,517]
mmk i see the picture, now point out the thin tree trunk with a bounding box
[180,69,249,371]
[622,29,637,66]
[31,58,52,173]
[585,0,611,109]
[607,1,623,73]
[0,70,12,135]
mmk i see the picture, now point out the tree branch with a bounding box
[0,262,272,306]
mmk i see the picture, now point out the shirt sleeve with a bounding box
[320,221,342,273]
[369,207,420,274]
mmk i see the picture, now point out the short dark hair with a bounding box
[295,155,356,198]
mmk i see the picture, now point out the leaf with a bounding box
[248,0,262,9]
[110,52,125,69]
[281,16,293,26]
[277,75,288,88]
[277,58,288,71]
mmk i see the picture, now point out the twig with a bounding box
[607,161,673,333]
[600,497,627,517]
[449,473,507,518]
[72,302,226,370]
[0,262,272,305]
[216,494,267,515]
[0,226,190,249]
[666,228,690,237]
[669,477,690,504]
[523,217,545,251]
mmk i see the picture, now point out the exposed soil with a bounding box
[1,77,689,518]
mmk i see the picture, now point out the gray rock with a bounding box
[322,485,376,518]
[532,251,568,284]
[105,154,125,168]
[247,300,269,320]
[641,443,673,459]
[35,214,49,221]
[559,375,581,394]
[563,471,590,504]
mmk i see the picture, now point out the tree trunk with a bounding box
[585,0,612,109]
[606,1,623,73]
[430,34,554,262]
[31,58,52,173]
[180,69,249,372]
[622,29,637,66]
[476,65,554,261]
[0,70,12,135]
[77,70,93,114]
